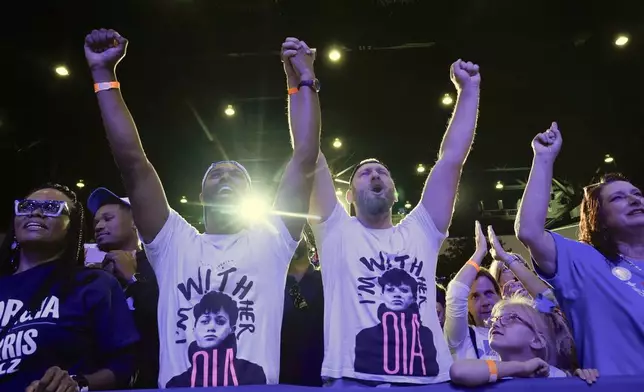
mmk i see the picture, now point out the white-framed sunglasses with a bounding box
[14,199,70,217]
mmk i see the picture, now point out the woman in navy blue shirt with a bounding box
[0,183,139,391]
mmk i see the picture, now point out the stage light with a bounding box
[615,35,629,47]
[55,66,70,77]
[328,49,342,62]
[180,196,188,204]
[416,164,426,173]
[224,105,235,116]
[495,181,504,190]
[441,94,453,106]
[239,195,270,222]
[404,201,412,209]
[76,180,85,189]
[332,138,342,149]
[604,154,614,163]
[336,189,343,196]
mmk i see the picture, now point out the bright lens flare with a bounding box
[180,196,188,204]
[615,35,629,47]
[76,180,85,189]
[55,66,69,77]
[416,164,426,173]
[495,181,504,190]
[404,202,412,209]
[333,138,342,148]
[239,195,270,222]
[441,94,453,106]
[328,49,341,62]
[604,154,614,163]
[224,105,235,116]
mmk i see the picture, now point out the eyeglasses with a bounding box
[15,199,70,217]
[486,312,535,333]
[289,284,308,310]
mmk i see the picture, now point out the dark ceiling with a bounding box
[1,0,643,236]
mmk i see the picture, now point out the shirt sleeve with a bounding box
[399,204,447,251]
[309,200,351,249]
[444,280,471,349]
[142,209,199,273]
[86,271,140,355]
[534,232,589,301]
[250,214,299,268]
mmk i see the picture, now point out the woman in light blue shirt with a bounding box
[516,122,644,375]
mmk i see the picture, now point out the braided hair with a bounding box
[0,183,87,308]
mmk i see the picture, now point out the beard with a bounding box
[355,187,395,216]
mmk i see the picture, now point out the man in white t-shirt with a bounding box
[308,59,481,386]
[85,30,321,387]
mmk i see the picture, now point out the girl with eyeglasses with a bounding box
[0,184,139,392]
[449,296,598,386]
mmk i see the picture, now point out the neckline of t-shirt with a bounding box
[11,259,60,277]
[620,254,644,263]
[351,217,397,232]
[202,232,242,241]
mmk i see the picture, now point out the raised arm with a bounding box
[452,221,487,287]
[84,29,169,244]
[488,226,551,298]
[515,122,562,277]
[273,38,321,239]
[309,153,338,222]
[420,60,480,234]
[444,221,487,347]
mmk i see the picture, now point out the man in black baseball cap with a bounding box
[88,187,137,252]
[87,187,160,389]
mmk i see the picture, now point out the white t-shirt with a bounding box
[311,202,452,384]
[445,280,499,360]
[144,210,298,388]
[455,326,497,360]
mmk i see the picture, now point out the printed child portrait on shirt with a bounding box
[166,291,266,387]
[354,268,439,376]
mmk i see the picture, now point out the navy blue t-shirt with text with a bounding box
[0,262,140,390]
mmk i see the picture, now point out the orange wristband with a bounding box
[486,360,498,382]
[94,81,120,93]
[466,260,480,272]
[287,87,299,95]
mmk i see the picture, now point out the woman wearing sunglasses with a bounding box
[0,184,139,392]
[516,122,644,375]
[449,296,597,386]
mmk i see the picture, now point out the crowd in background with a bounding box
[0,28,642,391]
